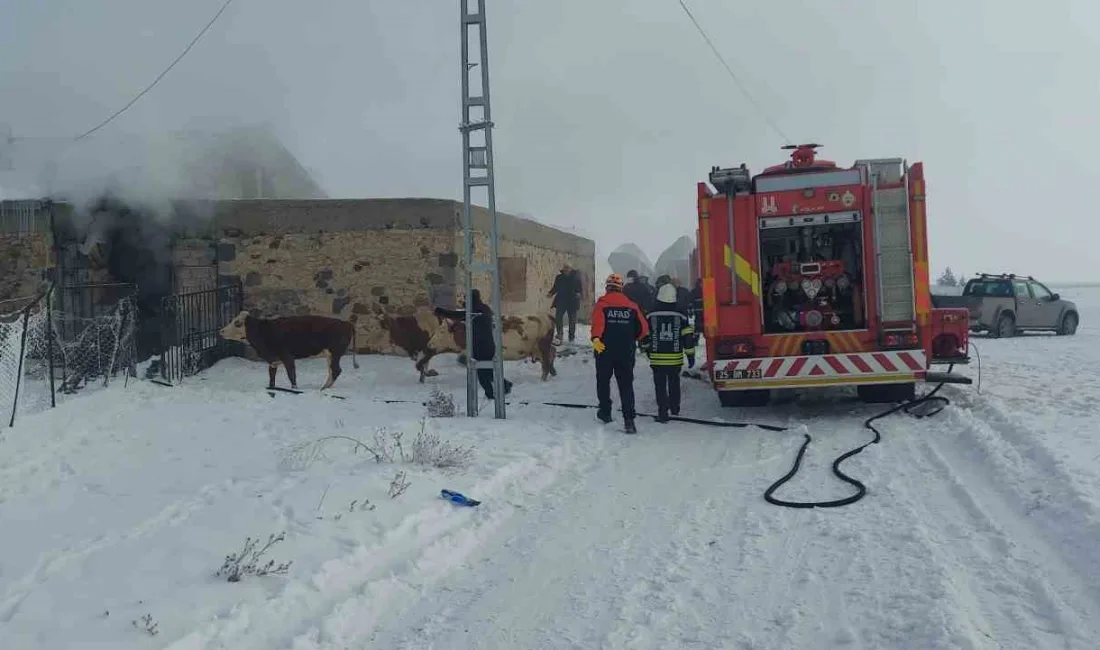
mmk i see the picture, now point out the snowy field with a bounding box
[3,288,1100,649]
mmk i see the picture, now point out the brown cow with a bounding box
[378,308,447,382]
[437,314,558,381]
[218,310,359,390]
[379,307,557,382]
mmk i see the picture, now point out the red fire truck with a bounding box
[696,144,971,407]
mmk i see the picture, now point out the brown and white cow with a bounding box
[377,308,448,382]
[218,310,359,391]
[378,307,557,382]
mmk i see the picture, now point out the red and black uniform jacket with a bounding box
[591,291,649,359]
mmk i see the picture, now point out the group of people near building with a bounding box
[437,263,703,435]
[590,271,697,433]
[549,264,702,434]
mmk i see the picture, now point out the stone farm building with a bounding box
[0,197,596,358]
[1,126,594,360]
[198,198,596,352]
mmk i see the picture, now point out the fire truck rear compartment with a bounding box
[760,221,865,334]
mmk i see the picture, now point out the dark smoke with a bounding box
[72,193,193,361]
[89,195,175,297]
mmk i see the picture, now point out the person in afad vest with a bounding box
[590,273,649,434]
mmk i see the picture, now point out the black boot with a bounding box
[624,419,637,434]
[597,409,613,423]
[670,406,680,416]
[656,410,670,423]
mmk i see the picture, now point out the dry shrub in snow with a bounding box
[407,420,475,469]
[349,498,376,512]
[372,419,476,469]
[426,387,457,418]
[216,532,292,582]
[132,613,158,636]
[389,470,411,498]
[280,418,475,471]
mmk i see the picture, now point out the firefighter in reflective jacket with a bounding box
[591,273,649,434]
[641,283,697,422]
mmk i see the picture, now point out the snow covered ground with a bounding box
[3,289,1100,649]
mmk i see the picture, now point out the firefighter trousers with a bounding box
[651,365,682,416]
[595,353,636,420]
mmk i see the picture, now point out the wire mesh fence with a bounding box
[2,285,138,428]
[2,279,243,428]
[0,294,47,428]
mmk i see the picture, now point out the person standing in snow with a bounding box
[654,275,692,315]
[591,273,649,434]
[672,277,692,316]
[623,269,653,314]
[548,263,581,343]
[434,289,513,400]
[641,283,696,422]
[689,278,704,333]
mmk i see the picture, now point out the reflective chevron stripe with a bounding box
[713,349,926,380]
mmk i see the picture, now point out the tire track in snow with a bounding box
[911,410,1100,647]
[702,414,963,649]
[599,437,767,649]
[911,434,1098,648]
[0,477,236,624]
[162,428,604,650]
[881,432,1066,649]
[358,423,792,649]
[945,388,1100,593]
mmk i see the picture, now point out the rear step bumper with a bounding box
[711,349,926,391]
[924,371,972,385]
[931,355,970,365]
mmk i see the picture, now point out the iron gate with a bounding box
[157,281,243,384]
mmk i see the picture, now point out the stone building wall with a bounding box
[0,198,596,356]
[207,198,596,354]
[0,232,52,311]
[216,229,457,353]
[464,231,596,321]
[173,240,218,294]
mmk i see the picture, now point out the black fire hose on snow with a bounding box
[762,378,951,509]
[382,342,982,509]
[763,343,982,509]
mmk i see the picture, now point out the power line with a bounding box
[676,0,792,144]
[73,0,237,142]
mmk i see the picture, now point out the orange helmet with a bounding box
[605,273,624,290]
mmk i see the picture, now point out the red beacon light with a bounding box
[762,142,838,174]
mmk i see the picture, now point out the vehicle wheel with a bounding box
[857,383,915,404]
[1058,312,1078,336]
[718,389,770,407]
[994,313,1016,338]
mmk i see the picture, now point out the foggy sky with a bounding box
[1,0,1097,282]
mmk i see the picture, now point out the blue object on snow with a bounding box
[441,489,481,507]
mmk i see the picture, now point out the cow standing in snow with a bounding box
[378,302,557,383]
[218,310,359,391]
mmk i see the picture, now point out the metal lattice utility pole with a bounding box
[459,0,505,419]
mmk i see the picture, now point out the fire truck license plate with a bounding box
[718,368,762,380]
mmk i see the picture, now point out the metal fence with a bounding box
[3,278,244,426]
[50,283,139,396]
[3,285,139,427]
[56,282,137,342]
[156,282,243,385]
